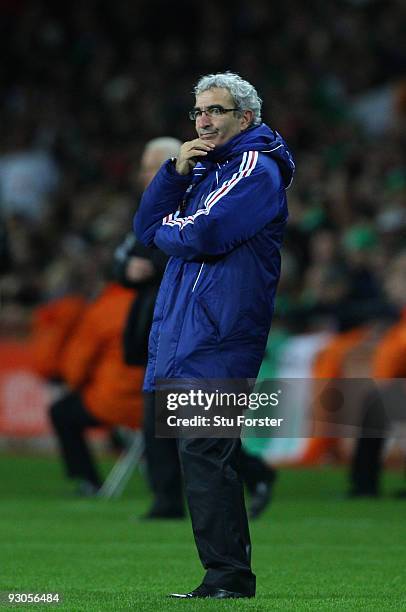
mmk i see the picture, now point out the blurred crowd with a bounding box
[1,0,406,337]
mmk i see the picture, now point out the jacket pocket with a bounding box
[196,296,221,340]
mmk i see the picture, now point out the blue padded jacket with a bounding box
[134,124,295,391]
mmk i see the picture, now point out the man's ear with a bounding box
[240,109,254,131]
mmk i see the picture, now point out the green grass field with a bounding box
[0,453,405,611]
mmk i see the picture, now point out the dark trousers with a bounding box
[143,392,274,516]
[351,437,385,495]
[178,437,256,596]
[49,392,102,487]
[240,447,277,493]
[350,385,401,495]
[143,392,184,514]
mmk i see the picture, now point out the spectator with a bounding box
[0,125,59,222]
[350,251,406,498]
[48,265,144,496]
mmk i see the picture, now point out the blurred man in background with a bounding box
[47,254,144,495]
[114,136,185,518]
[349,250,406,498]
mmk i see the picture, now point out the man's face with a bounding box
[194,88,250,147]
[138,147,168,190]
[385,252,406,307]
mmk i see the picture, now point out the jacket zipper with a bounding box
[192,262,204,292]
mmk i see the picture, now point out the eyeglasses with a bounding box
[188,105,239,121]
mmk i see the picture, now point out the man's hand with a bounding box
[126,257,155,283]
[175,139,215,175]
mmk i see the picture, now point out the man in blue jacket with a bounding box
[135,72,294,599]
